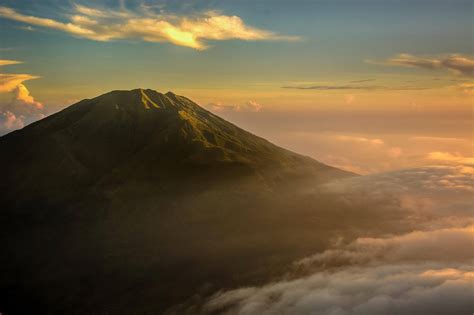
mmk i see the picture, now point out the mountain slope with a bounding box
[1,88,349,205]
[0,89,353,315]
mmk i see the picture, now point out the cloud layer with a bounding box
[0,5,298,50]
[205,263,474,315]
[201,165,474,315]
[382,53,474,77]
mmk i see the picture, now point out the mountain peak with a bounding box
[0,89,352,201]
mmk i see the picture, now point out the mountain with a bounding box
[0,89,353,315]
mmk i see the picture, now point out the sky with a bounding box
[0,0,472,173]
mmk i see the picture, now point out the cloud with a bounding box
[349,79,375,83]
[13,83,43,109]
[410,136,464,142]
[323,165,474,224]
[244,100,263,112]
[0,84,45,134]
[0,73,39,93]
[281,84,429,91]
[335,135,384,145]
[0,59,40,93]
[379,53,474,77]
[162,163,474,314]
[204,226,474,315]
[204,263,474,315]
[458,82,474,95]
[285,133,403,174]
[296,226,474,270]
[200,165,474,314]
[282,84,380,90]
[0,5,299,50]
[207,100,263,112]
[0,59,22,67]
[1,111,24,130]
[344,94,355,104]
[0,60,44,134]
[427,152,474,166]
[332,164,474,192]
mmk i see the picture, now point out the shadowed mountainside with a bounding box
[0,89,355,314]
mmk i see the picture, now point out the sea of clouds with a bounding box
[202,164,474,315]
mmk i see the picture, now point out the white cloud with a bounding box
[203,223,474,315]
[0,5,299,50]
[296,226,474,270]
[204,263,474,315]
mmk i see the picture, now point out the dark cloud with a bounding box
[281,85,429,91]
[349,79,376,83]
[382,54,474,77]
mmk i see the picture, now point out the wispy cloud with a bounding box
[0,5,300,50]
[206,100,263,112]
[0,59,22,67]
[349,78,375,83]
[372,53,474,77]
[458,82,474,95]
[282,84,429,91]
[0,73,40,93]
[335,135,384,145]
[427,151,474,166]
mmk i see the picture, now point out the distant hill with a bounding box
[0,89,354,315]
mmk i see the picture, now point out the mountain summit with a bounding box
[0,88,349,203]
[0,89,353,315]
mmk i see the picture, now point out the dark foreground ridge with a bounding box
[0,89,354,314]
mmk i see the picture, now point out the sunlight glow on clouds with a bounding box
[0,60,44,134]
[427,151,474,165]
[206,100,263,112]
[0,71,39,93]
[458,82,474,95]
[0,59,22,67]
[0,5,299,50]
